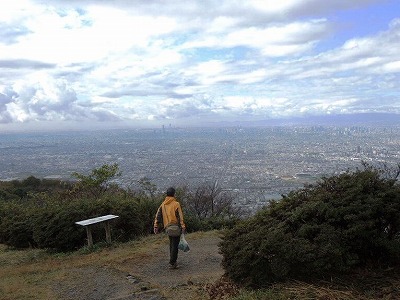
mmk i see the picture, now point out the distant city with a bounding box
[1,125,399,211]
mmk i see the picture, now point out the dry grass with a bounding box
[231,271,400,300]
[0,231,221,300]
[280,280,359,300]
[0,245,58,299]
[3,231,397,300]
[0,235,162,300]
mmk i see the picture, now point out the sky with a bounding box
[0,0,399,131]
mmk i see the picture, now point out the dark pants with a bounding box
[169,235,180,265]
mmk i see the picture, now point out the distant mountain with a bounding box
[281,113,400,126]
[210,113,400,127]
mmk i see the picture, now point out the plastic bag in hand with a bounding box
[178,234,190,252]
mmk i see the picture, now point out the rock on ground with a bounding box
[54,233,224,300]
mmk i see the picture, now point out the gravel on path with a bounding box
[54,232,224,300]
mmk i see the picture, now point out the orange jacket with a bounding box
[154,196,186,230]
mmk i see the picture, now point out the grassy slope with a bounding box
[1,231,400,300]
[0,231,224,300]
[0,234,166,300]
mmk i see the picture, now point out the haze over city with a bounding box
[1,0,400,132]
[1,125,399,211]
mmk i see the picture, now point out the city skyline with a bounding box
[0,0,400,132]
[1,125,399,211]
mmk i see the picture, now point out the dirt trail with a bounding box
[54,233,224,300]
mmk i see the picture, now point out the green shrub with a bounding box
[135,196,162,235]
[0,191,159,252]
[183,213,204,232]
[220,165,400,287]
[31,195,155,252]
[180,213,240,233]
[0,201,35,248]
[0,176,71,202]
[0,166,242,251]
[32,200,89,251]
[98,195,156,241]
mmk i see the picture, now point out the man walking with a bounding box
[154,187,186,269]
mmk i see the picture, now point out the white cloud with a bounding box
[248,0,302,13]
[0,3,178,65]
[382,61,400,73]
[1,74,122,123]
[182,19,328,57]
[0,0,399,130]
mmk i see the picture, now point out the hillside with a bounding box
[0,231,224,300]
[2,164,400,299]
[2,230,400,300]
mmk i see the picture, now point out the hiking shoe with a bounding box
[169,262,178,269]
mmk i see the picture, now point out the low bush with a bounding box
[0,164,242,251]
[0,193,160,251]
[184,214,240,232]
[0,201,35,248]
[220,165,400,287]
[32,200,89,251]
[35,195,161,251]
[135,196,162,235]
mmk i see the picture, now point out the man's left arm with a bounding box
[154,206,163,234]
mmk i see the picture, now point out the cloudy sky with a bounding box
[0,0,399,131]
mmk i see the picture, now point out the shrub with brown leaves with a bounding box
[205,276,240,299]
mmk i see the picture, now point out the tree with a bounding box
[137,177,157,199]
[72,163,121,198]
[22,176,41,188]
[182,181,242,220]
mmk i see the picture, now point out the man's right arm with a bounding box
[176,203,186,233]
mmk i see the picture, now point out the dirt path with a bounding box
[54,232,224,300]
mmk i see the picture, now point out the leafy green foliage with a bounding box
[0,164,158,251]
[135,195,162,234]
[0,201,35,248]
[220,165,400,287]
[0,176,71,201]
[0,164,241,251]
[71,163,121,198]
[0,194,159,251]
[30,195,155,251]
[32,201,88,251]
